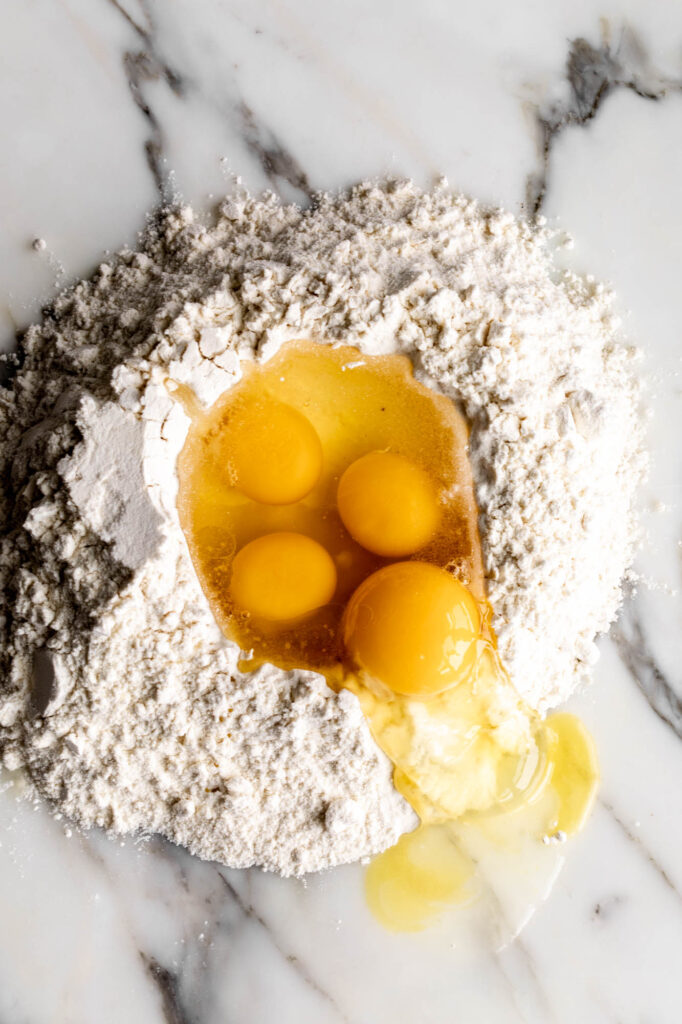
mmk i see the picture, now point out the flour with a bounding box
[0,179,644,875]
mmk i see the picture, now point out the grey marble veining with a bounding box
[1,2,682,1022]
[526,24,682,214]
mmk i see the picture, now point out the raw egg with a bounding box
[175,338,599,935]
[337,451,440,557]
[230,531,337,622]
[344,561,481,697]
[177,340,483,669]
[229,399,322,505]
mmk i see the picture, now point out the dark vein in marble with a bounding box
[611,603,682,741]
[141,954,195,1024]
[106,0,314,205]
[219,874,350,1023]
[72,836,198,1024]
[599,798,682,905]
[106,0,185,199]
[527,24,682,215]
[592,894,625,922]
[237,101,314,201]
[106,0,151,39]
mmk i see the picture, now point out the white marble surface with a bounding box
[1,2,682,1022]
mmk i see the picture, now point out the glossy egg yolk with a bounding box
[177,340,484,670]
[230,531,337,622]
[229,399,322,505]
[175,340,600,935]
[343,561,481,697]
[337,452,440,557]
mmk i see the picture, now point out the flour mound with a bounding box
[0,180,643,875]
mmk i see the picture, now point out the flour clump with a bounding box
[0,180,643,875]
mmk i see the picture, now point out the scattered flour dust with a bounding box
[0,179,644,875]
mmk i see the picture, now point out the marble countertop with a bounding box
[1,2,682,1022]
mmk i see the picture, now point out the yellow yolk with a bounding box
[343,561,481,697]
[337,452,440,557]
[230,532,337,622]
[229,399,322,505]
[175,339,600,936]
[177,340,483,669]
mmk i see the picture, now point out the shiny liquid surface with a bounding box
[365,712,599,932]
[176,339,599,933]
[177,339,483,672]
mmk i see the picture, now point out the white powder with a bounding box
[0,179,643,875]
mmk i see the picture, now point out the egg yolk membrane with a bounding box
[228,399,323,505]
[343,562,480,697]
[230,532,337,622]
[177,339,483,665]
[176,339,599,932]
[338,452,441,557]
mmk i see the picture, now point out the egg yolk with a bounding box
[230,532,337,622]
[177,340,484,669]
[337,451,441,557]
[229,399,322,505]
[175,339,600,935]
[343,561,481,697]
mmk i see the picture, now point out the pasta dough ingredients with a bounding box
[343,562,481,698]
[0,179,642,876]
[228,400,323,505]
[230,532,337,622]
[337,453,441,557]
[177,340,483,674]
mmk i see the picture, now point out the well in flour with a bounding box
[0,179,644,875]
